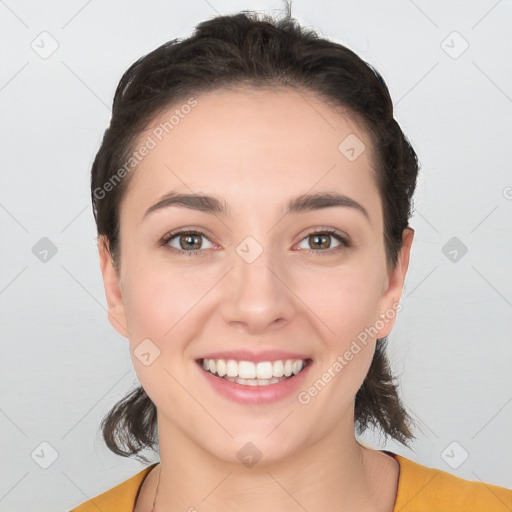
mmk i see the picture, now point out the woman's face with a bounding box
[99,87,413,464]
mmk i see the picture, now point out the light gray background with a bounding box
[1,0,511,510]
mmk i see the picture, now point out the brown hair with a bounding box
[92,6,418,463]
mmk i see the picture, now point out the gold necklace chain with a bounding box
[149,465,162,512]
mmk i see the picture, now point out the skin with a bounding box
[98,87,414,511]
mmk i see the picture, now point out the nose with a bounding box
[220,241,297,334]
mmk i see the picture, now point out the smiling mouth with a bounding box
[198,358,312,386]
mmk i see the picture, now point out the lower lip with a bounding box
[197,360,312,405]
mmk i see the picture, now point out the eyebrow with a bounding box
[142,190,370,223]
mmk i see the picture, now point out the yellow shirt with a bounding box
[70,452,512,511]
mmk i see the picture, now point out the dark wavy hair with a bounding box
[91,5,419,463]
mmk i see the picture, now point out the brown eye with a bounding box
[178,233,202,250]
[296,229,350,254]
[308,233,335,250]
[161,230,214,254]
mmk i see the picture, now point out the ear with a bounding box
[374,227,414,338]
[98,235,129,338]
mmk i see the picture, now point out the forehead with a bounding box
[121,87,381,224]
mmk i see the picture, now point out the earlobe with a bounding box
[98,235,130,339]
[375,227,415,338]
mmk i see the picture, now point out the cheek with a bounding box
[295,259,384,340]
[293,263,382,395]
[121,260,220,382]
[120,265,179,367]
[122,256,209,337]
[121,268,199,415]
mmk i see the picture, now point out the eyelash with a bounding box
[158,227,351,257]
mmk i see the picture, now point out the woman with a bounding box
[71,7,511,512]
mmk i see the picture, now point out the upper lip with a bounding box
[197,350,312,364]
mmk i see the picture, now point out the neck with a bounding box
[151,414,398,512]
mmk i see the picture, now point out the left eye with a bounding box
[297,231,346,251]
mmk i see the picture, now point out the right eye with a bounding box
[160,230,215,256]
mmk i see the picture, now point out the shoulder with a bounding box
[69,463,158,512]
[392,453,512,512]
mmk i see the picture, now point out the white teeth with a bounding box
[272,360,284,377]
[238,361,256,379]
[256,361,273,379]
[216,359,227,377]
[292,360,304,375]
[201,357,308,383]
[226,359,238,377]
[223,376,285,386]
